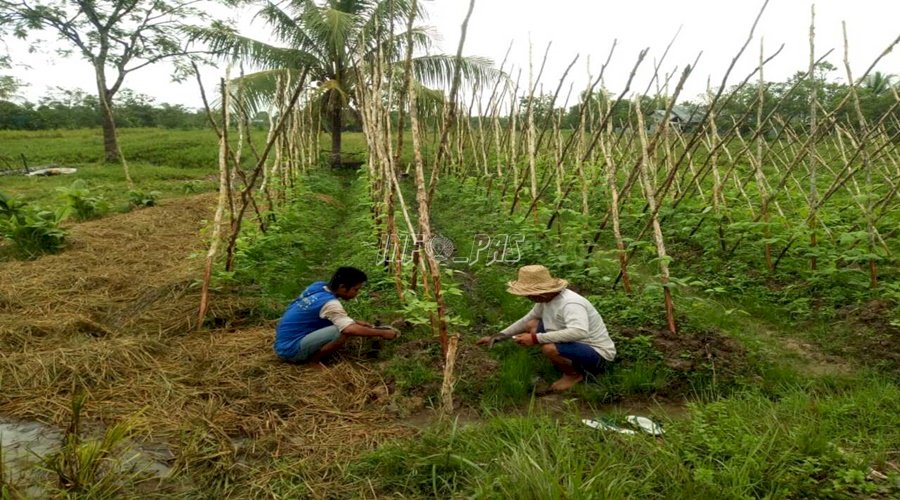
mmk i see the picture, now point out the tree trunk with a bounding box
[99,101,119,163]
[94,66,120,163]
[330,102,342,168]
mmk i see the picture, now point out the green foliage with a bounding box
[615,334,662,362]
[181,180,204,194]
[0,191,21,216]
[609,361,671,394]
[399,290,439,328]
[127,189,161,208]
[589,289,669,329]
[482,347,540,404]
[0,88,210,131]
[385,358,440,392]
[348,377,900,498]
[230,176,346,304]
[0,192,67,258]
[56,179,109,220]
[0,75,20,102]
[884,282,900,328]
[401,279,470,331]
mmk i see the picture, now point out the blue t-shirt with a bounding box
[274,281,336,358]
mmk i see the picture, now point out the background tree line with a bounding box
[0,88,211,130]
[507,66,897,133]
[710,65,898,133]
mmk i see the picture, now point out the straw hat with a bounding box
[506,265,568,296]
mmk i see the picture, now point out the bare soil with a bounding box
[827,299,900,372]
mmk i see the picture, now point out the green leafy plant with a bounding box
[128,190,161,208]
[386,358,441,392]
[181,180,203,194]
[0,192,68,258]
[56,180,109,220]
[401,288,470,331]
[0,191,22,217]
[616,334,663,362]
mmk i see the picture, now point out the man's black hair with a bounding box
[329,266,367,290]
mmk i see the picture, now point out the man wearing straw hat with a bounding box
[477,265,616,392]
[274,267,399,365]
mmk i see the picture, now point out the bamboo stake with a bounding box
[525,40,538,214]
[534,43,623,226]
[426,0,476,202]
[260,77,282,212]
[509,43,556,214]
[577,60,591,217]
[506,69,522,196]
[198,74,231,328]
[807,5,819,271]
[409,48,444,344]
[600,114,631,293]
[635,99,676,334]
[223,69,310,272]
[422,0,476,414]
[439,334,459,415]
[754,38,773,271]
[706,84,727,252]
[841,22,878,288]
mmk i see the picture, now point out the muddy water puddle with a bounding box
[1,418,172,493]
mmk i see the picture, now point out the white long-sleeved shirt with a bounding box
[499,289,616,361]
[320,299,356,331]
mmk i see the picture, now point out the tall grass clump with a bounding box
[348,377,899,498]
[41,395,145,497]
[0,444,22,499]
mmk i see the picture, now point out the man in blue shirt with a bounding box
[275,267,398,364]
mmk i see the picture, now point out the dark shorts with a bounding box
[538,320,606,375]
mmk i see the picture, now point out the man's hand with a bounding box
[513,333,537,347]
[477,335,510,348]
[379,327,400,340]
[355,320,373,328]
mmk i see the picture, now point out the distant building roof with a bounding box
[652,105,704,124]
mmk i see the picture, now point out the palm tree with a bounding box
[188,0,495,167]
[862,71,896,96]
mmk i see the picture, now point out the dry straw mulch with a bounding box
[0,194,413,490]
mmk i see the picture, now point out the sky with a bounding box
[3,0,899,109]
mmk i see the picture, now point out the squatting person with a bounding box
[274,266,398,364]
[477,265,616,392]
